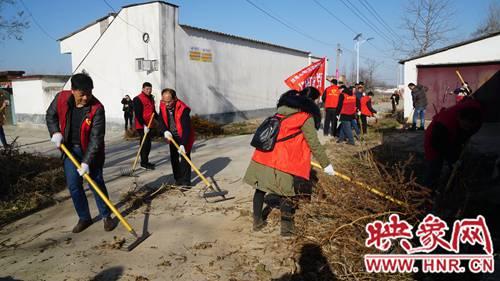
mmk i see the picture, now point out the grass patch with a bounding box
[0,145,66,226]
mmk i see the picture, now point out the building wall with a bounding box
[59,2,315,126]
[402,35,500,117]
[174,26,311,122]
[12,78,66,124]
[60,2,165,126]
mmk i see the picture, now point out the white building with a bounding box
[57,0,320,127]
[399,31,500,121]
[11,75,69,125]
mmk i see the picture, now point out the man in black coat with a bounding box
[46,73,116,233]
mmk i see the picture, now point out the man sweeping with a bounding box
[46,73,116,233]
[158,88,195,187]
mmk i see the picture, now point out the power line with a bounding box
[244,0,336,47]
[102,0,144,34]
[18,0,57,41]
[338,0,394,45]
[358,0,404,42]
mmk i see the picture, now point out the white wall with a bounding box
[60,2,166,125]
[175,26,311,116]
[402,35,500,117]
[12,79,44,115]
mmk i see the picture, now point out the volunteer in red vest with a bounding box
[322,79,341,137]
[46,73,116,233]
[359,91,377,134]
[133,82,157,170]
[423,98,483,192]
[336,86,361,145]
[158,88,195,186]
[244,87,334,236]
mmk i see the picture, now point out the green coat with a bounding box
[243,106,330,196]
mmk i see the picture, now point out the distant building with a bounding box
[11,75,69,125]
[58,0,321,126]
[399,31,500,121]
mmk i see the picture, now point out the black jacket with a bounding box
[157,103,192,146]
[411,85,428,108]
[46,92,105,167]
[277,94,321,129]
[121,98,134,114]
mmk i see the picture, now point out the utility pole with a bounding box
[335,44,342,80]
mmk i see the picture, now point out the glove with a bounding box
[164,131,173,140]
[357,111,361,116]
[77,163,89,176]
[323,164,335,176]
[51,132,63,148]
[144,126,150,134]
[178,145,186,155]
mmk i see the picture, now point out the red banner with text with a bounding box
[284,58,326,93]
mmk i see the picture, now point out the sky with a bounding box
[0,0,494,85]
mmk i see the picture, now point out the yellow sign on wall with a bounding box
[189,47,212,63]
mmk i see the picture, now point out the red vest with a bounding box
[424,99,482,160]
[324,85,340,109]
[56,90,104,159]
[340,94,356,115]
[252,112,312,179]
[135,92,155,129]
[360,96,373,116]
[160,99,195,153]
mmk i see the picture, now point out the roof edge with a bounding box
[399,30,500,64]
[180,24,311,56]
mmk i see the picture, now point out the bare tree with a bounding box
[400,0,456,56]
[359,59,379,89]
[0,0,29,41]
[473,1,500,36]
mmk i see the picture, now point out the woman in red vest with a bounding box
[322,79,341,137]
[133,82,157,170]
[244,87,334,236]
[46,73,116,233]
[158,88,195,186]
[359,91,377,134]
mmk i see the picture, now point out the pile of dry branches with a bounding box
[293,141,431,280]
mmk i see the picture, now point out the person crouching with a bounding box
[244,87,334,236]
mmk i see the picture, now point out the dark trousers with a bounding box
[253,189,294,224]
[0,125,7,147]
[169,138,191,185]
[391,101,397,113]
[338,120,355,144]
[124,113,133,130]
[360,114,368,134]
[138,129,152,165]
[63,146,110,220]
[323,108,338,136]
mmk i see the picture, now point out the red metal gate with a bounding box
[417,62,500,120]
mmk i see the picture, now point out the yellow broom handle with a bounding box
[167,136,213,189]
[311,161,407,207]
[132,114,156,171]
[60,144,136,235]
[455,70,465,85]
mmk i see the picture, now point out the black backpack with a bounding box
[250,113,302,152]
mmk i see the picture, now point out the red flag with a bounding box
[284,58,326,93]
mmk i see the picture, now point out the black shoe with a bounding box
[253,218,267,232]
[103,217,117,232]
[409,125,417,131]
[72,219,92,233]
[418,127,425,131]
[141,162,155,170]
[280,218,295,237]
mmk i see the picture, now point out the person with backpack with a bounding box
[244,87,334,236]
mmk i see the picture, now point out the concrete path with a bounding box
[1,126,298,281]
